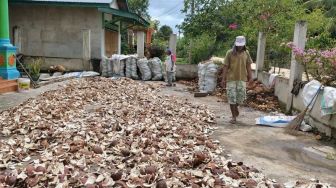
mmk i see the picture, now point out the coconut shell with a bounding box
[92,145,103,154]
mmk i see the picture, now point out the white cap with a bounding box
[235,36,246,46]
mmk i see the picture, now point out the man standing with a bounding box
[165,49,176,86]
[221,36,253,124]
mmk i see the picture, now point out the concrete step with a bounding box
[0,78,18,94]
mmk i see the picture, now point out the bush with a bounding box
[190,34,215,64]
[28,58,43,76]
[288,43,336,86]
[148,45,165,60]
[306,31,336,50]
[177,37,189,58]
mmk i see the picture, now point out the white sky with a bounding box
[148,0,185,34]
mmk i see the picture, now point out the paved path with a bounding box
[157,83,336,186]
[0,82,67,112]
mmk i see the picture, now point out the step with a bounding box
[0,79,18,94]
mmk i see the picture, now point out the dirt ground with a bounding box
[0,79,335,186]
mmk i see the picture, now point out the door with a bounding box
[105,30,118,57]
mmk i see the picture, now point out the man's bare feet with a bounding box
[229,118,237,124]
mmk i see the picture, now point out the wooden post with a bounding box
[255,32,266,79]
[286,21,307,113]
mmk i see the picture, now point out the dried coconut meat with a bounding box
[0,78,330,188]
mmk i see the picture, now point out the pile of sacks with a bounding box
[101,55,164,81]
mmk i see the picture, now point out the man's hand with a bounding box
[248,78,254,88]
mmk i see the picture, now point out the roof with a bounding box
[9,0,148,27]
[16,0,112,3]
[99,7,149,27]
[9,0,129,11]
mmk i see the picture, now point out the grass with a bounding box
[176,58,189,65]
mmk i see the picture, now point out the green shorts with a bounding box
[227,81,246,104]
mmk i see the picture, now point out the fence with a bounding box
[254,21,336,138]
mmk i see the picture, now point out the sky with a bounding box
[148,0,185,34]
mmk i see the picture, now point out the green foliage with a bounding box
[306,32,336,49]
[121,32,136,54]
[150,20,160,31]
[303,0,336,17]
[178,0,335,67]
[149,37,167,60]
[328,19,336,39]
[189,34,215,64]
[28,58,43,76]
[156,25,173,41]
[121,0,150,54]
[176,58,189,65]
[177,37,189,58]
[128,0,150,20]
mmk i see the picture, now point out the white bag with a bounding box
[255,116,296,127]
[126,57,139,80]
[301,80,321,108]
[137,58,152,81]
[149,57,163,81]
[321,86,336,116]
[198,62,218,93]
[101,57,113,77]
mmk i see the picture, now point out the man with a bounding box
[221,36,253,124]
[165,49,176,86]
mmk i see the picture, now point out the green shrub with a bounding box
[177,37,189,58]
[148,44,166,60]
[190,34,215,64]
[176,58,188,64]
[28,58,43,76]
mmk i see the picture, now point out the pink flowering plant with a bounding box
[287,42,336,86]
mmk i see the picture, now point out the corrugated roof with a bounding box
[20,0,112,3]
[10,0,129,11]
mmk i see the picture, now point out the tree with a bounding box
[128,0,150,20]
[178,0,334,66]
[303,0,336,16]
[157,25,173,41]
[303,0,336,38]
[150,20,160,31]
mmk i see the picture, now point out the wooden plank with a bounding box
[0,80,18,94]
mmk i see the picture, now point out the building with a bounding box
[8,0,149,71]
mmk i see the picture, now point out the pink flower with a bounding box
[229,23,238,30]
[315,57,323,67]
[307,49,317,56]
[293,47,305,57]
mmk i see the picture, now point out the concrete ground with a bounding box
[0,81,67,112]
[157,83,336,186]
[1,80,336,186]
